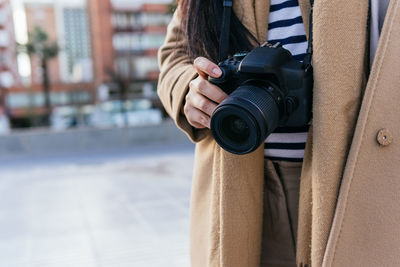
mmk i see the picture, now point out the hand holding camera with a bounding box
[209,43,313,154]
[184,57,228,129]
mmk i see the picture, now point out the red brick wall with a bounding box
[87,0,115,90]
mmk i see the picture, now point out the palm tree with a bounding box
[17,26,59,126]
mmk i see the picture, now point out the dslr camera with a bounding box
[209,42,313,155]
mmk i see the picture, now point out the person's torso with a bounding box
[264,0,309,162]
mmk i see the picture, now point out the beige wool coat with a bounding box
[157,0,400,266]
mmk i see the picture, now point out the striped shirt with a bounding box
[264,0,309,162]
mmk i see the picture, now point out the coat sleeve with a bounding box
[157,8,210,142]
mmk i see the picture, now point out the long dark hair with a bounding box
[179,0,258,62]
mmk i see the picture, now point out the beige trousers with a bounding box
[260,159,303,267]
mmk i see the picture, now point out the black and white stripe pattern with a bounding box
[264,0,309,162]
[265,126,309,162]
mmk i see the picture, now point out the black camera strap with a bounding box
[219,0,233,62]
[218,0,315,69]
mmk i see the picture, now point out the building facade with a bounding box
[87,0,114,87]
[3,0,172,127]
[88,0,171,102]
[24,2,61,85]
[6,0,95,124]
[0,0,19,110]
[61,7,93,83]
[112,3,169,81]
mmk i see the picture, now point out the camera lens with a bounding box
[222,115,250,142]
[210,83,280,154]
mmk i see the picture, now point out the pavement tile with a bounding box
[0,144,194,267]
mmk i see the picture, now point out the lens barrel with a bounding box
[210,84,280,154]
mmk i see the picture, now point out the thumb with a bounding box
[193,57,222,79]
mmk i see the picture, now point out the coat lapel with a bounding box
[296,0,369,266]
[296,3,312,266]
[234,0,258,40]
[298,0,311,38]
[211,2,268,267]
[234,0,271,43]
[254,0,270,43]
[323,0,400,265]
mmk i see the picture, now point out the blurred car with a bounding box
[0,113,10,135]
[50,106,78,131]
[88,99,162,128]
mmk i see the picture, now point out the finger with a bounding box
[193,57,222,79]
[189,92,218,116]
[191,78,228,104]
[183,104,210,129]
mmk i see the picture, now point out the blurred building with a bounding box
[24,0,94,84]
[0,0,19,109]
[87,0,114,87]
[112,3,169,81]
[59,5,93,83]
[3,0,172,128]
[88,0,171,102]
[24,2,61,84]
[6,0,95,125]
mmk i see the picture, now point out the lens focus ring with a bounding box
[210,84,280,154]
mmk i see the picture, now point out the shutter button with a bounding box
[377,128,393,146]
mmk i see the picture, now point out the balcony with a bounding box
[112,32,165,53]
[0,30,9,47]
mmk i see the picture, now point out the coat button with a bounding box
[377,128,393,146]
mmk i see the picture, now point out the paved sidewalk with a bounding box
[0,143,194,267]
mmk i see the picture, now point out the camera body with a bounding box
[209,43,313,154]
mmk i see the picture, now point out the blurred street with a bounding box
[0,142,194,267]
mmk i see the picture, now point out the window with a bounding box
[0,30,9,47]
